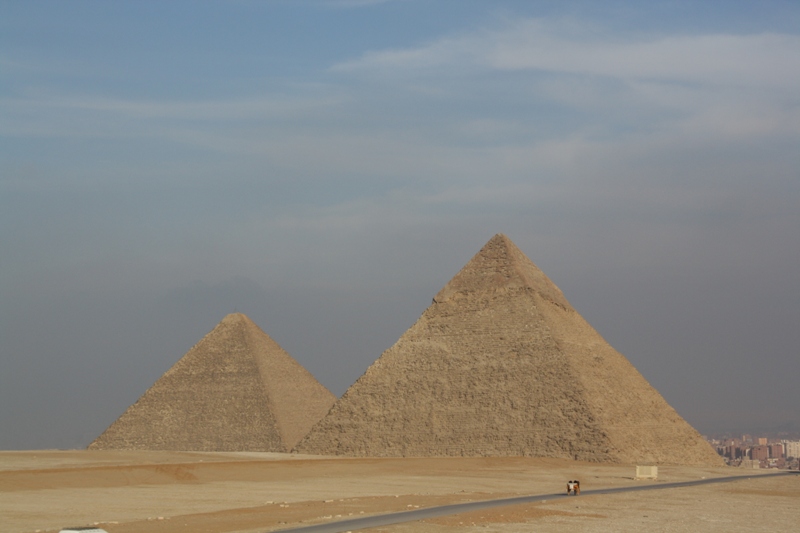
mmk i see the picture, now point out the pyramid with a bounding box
[89,313,335,451]
[295,234,722,465]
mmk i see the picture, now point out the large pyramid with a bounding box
[295,234,722,465]
[89,313,335,451]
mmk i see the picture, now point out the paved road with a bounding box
[272,471,798,533]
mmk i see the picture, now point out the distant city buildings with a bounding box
[785,440,800,459]
[750,445,769,461]
[705,433,800,470]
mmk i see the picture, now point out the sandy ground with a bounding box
[2,450,798,533]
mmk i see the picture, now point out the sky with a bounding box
[1,0,799,450]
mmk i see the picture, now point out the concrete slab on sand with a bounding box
[1,450,797,533]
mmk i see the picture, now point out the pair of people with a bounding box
[567,480,580,495]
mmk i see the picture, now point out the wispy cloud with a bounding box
[322,0,399,8]
[1,91,343,122]
[333,18,800,89]
[4,15,798,214]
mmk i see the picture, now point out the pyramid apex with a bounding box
[218,312,261,330]
[433,233,571,309]
[489,232,511,242]
[222,312,250,322]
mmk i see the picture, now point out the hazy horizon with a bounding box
[2,0,799,450]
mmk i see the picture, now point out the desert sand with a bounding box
[2,450,797,533]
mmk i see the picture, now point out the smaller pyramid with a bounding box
[89,313,335,451]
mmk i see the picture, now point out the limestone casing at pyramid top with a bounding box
[433,233,572,310]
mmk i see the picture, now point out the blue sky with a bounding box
[2,0,799,449]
